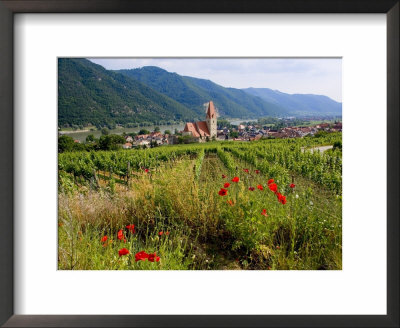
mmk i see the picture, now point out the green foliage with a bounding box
[58,133,342,270]
[101,128,109,135]
[86,134,95,143]
[58,135,75,153]
[98,134,125,150]
[58,58,198,127]
[138,129,150,135]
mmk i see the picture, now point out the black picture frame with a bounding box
[0,1,398,327]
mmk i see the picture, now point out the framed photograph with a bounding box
[0,0,398,327]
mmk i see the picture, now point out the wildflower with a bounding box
[118,248,130,257]
[224,182,230,188]
[267,179,274,185]
[126,224,135,233]
[255,170,260,174]
[257,184,264,191]
[290,183,296,188]
[276,245,280,249]
[243,168,249,173]
[227,199,234,206]
[231,177,240,183]
[159,231,164,236]
[165,231,170,236]
[148,252,160,262]
[218,188,228,196]
[222,174,226,179]
[101,236,108,243]
[117,229,126,243]
[295,194,299,199]
[144,168,149,173]
[277,193,287,205]
[135,251,149,262]
[268,183,278,193]
[261,209,268,217]
[248,187,255,191]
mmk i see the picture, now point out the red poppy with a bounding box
[227,199,234,206]
[268,183,278,193]
[144,168,149,173]
[232,177,239,182]
[257,184,264,191]
[165,231,170,236]
[118,248,130,257]
[277,193,287,204]
[159,231,164,236]
[261,209,268,217]
[135,251,149,262]
[276,245,280,249]
[243,168,249,173]
[148,252,160,262]
[255,170,260,174]
[101,236,108,243]
[290,183,296,188]
[117,229,126,243]
[222,174,227,179]
[224,182,230,188]
[267,179,274,185]
[126,224,135,233]
[248,187,255,191]
[218,188,228,196]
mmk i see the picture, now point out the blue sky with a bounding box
[89,58,342,102]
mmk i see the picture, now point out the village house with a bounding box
[125,136,134,143]
[182,101,217,142]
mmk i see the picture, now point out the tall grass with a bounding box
[59,147,342,270]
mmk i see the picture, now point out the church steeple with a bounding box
[206,101,216,119]
[206,101,217,138]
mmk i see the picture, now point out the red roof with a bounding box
[183,123,200,138]
[196,121,210,137]
[206,101,216,119]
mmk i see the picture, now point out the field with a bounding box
[58,133,342,270]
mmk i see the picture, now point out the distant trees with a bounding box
[101,128,110,135]
[86,134,95,143]
[154,126,160,132]
[164,130,172,135]
[58,135,75,152]
[59,133,126,152]
[98,134,125,150]
[138,129,150,135]
[229,131,239,139]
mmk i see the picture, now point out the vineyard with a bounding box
[58,132,342,270]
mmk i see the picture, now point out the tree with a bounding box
[138,129,150,135]
[154,126,160,132]
[230,131,239,139]
[98,134,125,150]
[86,134,95,143]
[101,128,110,135]
[164,130,171,135]
[58,135,75,152]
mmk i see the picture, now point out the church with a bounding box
[182,101,217,142]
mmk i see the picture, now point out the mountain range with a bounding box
[58,58,342,128]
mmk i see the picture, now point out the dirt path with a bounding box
[301,145,333,153]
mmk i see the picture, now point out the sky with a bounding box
[89,58,342,102]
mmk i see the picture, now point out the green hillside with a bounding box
[58,59,199,128]
[117,66,288,118]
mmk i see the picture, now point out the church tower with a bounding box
[206,101,217,138]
